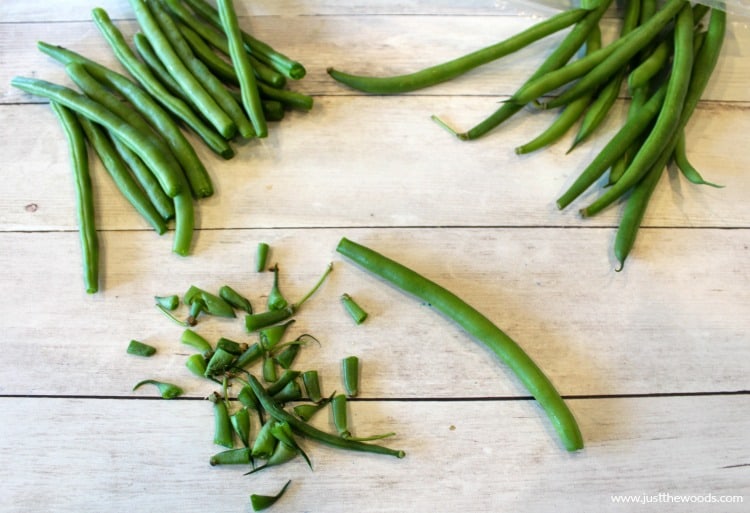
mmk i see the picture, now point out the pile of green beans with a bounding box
[11,0,312,293]
[327,1,727,269]
[130,249,403,511]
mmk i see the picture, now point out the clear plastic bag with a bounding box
[528,0,749,18]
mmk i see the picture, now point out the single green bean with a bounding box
[77,115,168,235]
[581,3,694,217]
[257,81,313,111]
[209,391,234,448]
[628,39,671,92]
[545,0,687,109]
[12,76,183,198]
[247,374,405,458]
[155,294,179,310]
[128,0,236,139]
[256,242,270,272]
[673,130,722,188]
[438,0,613,140]
[219,285,252,313]
[181,328,212,353]
[183,0,306,79]
[127,339,157,356]
[133,379,183,399]
[185,353,208,377]
[336,237,582,451]
[301,370,322,403]
[251,419,279,459]
[514,25,602,155]
[231,407,252,447]
[341,293,368,324]
[205,348,237,377]
[49,102,99,294]
[133,31,193,102]
[267,264,289,311]
[342,356,360,397]
[210,447,251,466]
[328,8,590,94]
[250,480,292,512]
[217,0,267,137]
[92,7,224,191]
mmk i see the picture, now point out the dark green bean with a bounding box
[219,285,252,313]
[581,3,694,217]
[301,370,322,403]
[336,237,582,451]
[92,7,221,195]
[129,0,236,139]
[250,480,292,512]
[133,379,183,399]
[328,8,590,94]
[262,355,278,383]
[545,0,687,109]
[77,115,168,235]
[12,75,183,198]
[205,348,237,377]
[127,339,157,356]
[256,242,270,272]
[183,0,306,79]
[272,380,303,403]
[269,421,312,469]
[341,293,368,325]
[49,101,99,294]
[231,407,252,447]
[673,130,722,188]
[209,391,234,448]
[247,374,405,458]
[217,0,267,137]
[438,0,612,140]
[210,447,251,466]
[257,81,313,112]
[251,419,279,459]
[216,337,248,355]
[341,356,360,397]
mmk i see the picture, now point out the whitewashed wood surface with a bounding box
[1,1,748,512]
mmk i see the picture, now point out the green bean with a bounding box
[252,419,279,459]
[77,115,168,235]
[219,285,252,313]
[332,394,395,442]
[341,356,360,397]
[569,0,641,151]
[133,379,183,399]
[270,421,312,469]
[301,370,322,403]
[185,353,208,377]
[231,407,252,447]
[272,380,303,403]
[148,0,254,140]
[265,370,301,396]
[216,337,248,355]
[155,294,179,310]
[256,242,270,272]
[127,339,157,356]
[328,8,590,94]
[210,447,251,466]
[12,75,183,198]
[247,374,405,458]
[250,480,292,512]
[259,319,295,351]
[184,285,237,318]
[439,0,612,140]
[183,0,306,80]
[514,26,602,155]
[267,264,289,311]
[341,293,368,325]
[673,130,722,188]
[162,0,287,89]
[246,440,297,473]
[293,393,334,422]
[257,81,313,111]
[581,3,694,217]
[245,263,333,332]
[545,0,687,109]
[556,82,667,210]
[238,385,261,412]
[133,31,192,102]
[261,100,285,121]
[49,102,99,294]
[262,355,278,383]
[233,343,263,369]
[181,328,212,354]
[211,389,235,448]
[336,237,582,451]
[217,0,267,137]
[274,343,301,370]
[628,39,671,92]
[205,348,237,377]
[128,0,235,139]
[609,84,651,186]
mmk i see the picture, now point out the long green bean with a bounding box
[49,101,99,294]
[336,237,583,452]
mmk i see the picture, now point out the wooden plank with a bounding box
[2,13,749,103]
[0,395,747,512]
[1,98,748,232]
[0,228,747,397]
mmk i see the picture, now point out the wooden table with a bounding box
[1,1,748,511]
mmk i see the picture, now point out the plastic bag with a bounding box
[528,0,749,18]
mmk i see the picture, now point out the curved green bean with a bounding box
[336,237,583,452]
[673,130,722,188]
[247,374,405,458]
[49,102,99,294]
[628,39,671,92]
[581,3,694,217]
[129,0,236,139]
[218,0,267,137]
[328,8,590,94]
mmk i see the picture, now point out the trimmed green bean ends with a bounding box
[336,237,583,452]
[132,379,183,399]
[341,293,368,324]
[155,295,179,310]
[341,356,360,397]
[250,480,292,512]
[127,339,157,357]
[256,242,270,272]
